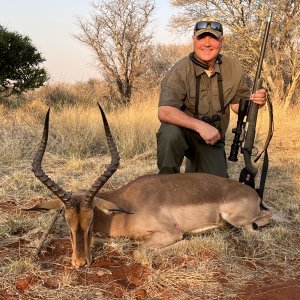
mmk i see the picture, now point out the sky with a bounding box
[0,0,189,83]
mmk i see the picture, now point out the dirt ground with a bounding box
[0,200,299,300]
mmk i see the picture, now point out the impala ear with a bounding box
[23,198,65,212]
[93,197,132,215]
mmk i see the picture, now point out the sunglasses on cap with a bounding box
[194,21,223,34]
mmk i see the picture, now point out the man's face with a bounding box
[192,33,223,63]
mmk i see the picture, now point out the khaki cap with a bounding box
[194,17,223,38]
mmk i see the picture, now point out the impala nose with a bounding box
[72,256,90,268]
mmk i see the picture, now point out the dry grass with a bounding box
[0,88,299,299]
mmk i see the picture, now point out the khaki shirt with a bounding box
[159,55,250,137]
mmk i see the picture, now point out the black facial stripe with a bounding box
[75,225,85,252]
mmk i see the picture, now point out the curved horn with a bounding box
[82,102,120,206]
[32,108,72,205]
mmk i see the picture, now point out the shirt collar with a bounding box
[193,61,221,77]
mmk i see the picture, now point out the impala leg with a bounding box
[133,230,184,261]
[157,239,191,252]
[140,224,184,250]
[239,210,272,232]
[141,232,182,249]
[35,210,61,255]
[253,210,272,227]
[241,224,255,232]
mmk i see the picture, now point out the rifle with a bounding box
[228,13,273,196]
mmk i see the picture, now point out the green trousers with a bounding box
[156,122,228,177]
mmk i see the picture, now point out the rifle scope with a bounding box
[228,99,249,161]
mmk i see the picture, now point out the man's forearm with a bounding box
[158,106,200,131]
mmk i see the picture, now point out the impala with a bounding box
[26,103,272,267]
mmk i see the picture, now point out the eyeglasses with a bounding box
[194,21,223,34]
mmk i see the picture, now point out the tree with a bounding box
[145,43,192,85]
[0,26,48,100]
[76,0,155,105]
[170,0,300,108]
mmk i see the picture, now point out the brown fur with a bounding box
[27,172,272,267]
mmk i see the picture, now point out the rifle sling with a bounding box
[256,150,269,199]
[254,94,274,162]
[255,95,273,199]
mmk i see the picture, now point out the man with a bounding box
[157,17,267,177]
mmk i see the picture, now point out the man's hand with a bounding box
[195,121,221,145]
[250,89,267,107]
[158,106,221,145]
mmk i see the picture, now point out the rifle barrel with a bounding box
[253,13,272,92]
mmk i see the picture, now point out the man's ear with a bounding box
[23,198,65,212]
[192,34,197,43]
[93,197,132,215]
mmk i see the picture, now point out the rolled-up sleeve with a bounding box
[159,65,187,109]
[231,74,251,104]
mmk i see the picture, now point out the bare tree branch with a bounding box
[75,0,155,105]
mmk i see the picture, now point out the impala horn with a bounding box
[82,102,120,206]
[32,108,72,206]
